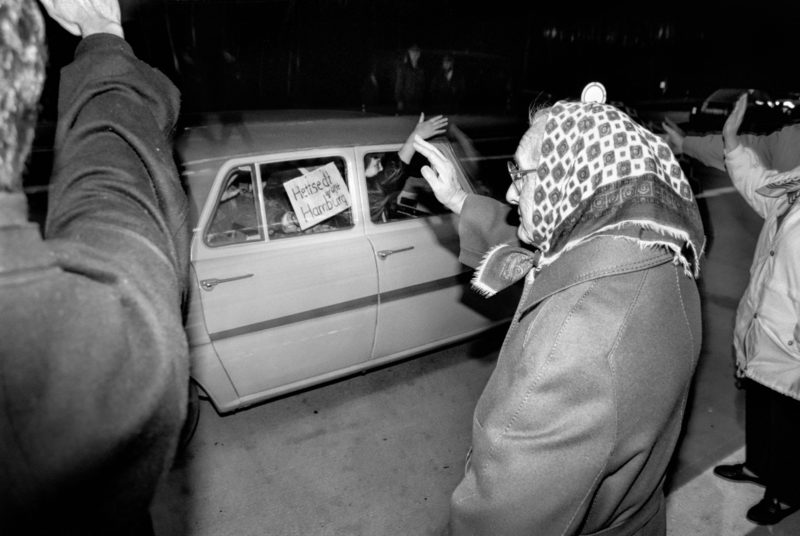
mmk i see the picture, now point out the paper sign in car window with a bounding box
[283,162,352,230]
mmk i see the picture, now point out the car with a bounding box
[688,88,794,134]
[176,110,520,413]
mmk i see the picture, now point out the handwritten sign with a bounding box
[283,163,351,230]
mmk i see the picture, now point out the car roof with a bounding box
[175,110,423,167]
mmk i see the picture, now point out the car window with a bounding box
[260,156,354,239]
[204,165,264,247]
[363,144,458,224]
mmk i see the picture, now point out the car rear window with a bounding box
[204,165,264,247]
[260,156,354,239]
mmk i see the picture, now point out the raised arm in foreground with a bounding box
[1,1,190,534]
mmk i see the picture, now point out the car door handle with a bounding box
[200,273,254,291]
[377,246,415,259]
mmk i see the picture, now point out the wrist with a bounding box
[81,20,124,39]
[723,139,740,154]
[447,190,467,215]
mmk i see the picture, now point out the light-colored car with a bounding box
[177,111,520,413]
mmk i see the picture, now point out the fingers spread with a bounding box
[420,165,438,184]
[413,136,449,169]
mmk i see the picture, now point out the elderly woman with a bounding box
[414,98,705,535]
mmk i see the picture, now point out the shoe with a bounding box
[746,496,800,525]
[712,463,764,486]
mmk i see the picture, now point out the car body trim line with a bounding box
[208,295,379,341]
[207,271,471,341]
[378,272,472,304]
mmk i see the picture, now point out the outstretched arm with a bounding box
[36,0,189,524]
[413,135,467,213]
[398,113,448,163]
[723,94,786,218]
[414,136,520,266]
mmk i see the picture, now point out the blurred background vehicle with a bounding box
[688,88,798,134]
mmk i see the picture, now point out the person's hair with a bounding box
[0,0,46,192]
[528,103,550,126]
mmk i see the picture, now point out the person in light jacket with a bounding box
[663,117,800,173]
[710,93,800,525]
[414,97,705,535]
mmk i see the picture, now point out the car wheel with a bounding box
[177,380,201,455]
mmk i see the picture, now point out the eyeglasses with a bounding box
[507,161,538,195]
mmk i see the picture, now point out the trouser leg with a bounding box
[744,378,769,477]
[765,386,800,505]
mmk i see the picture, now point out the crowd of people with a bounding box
[362,43,467,116]
[2,0,799,534]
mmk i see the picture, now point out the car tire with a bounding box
[176,380,201,455]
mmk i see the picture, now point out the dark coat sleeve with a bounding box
[0,34,190,534]
[46,34,190,289]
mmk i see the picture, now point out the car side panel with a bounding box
[193,236,378,398]
[189,151,379,403]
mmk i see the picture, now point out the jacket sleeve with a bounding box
[457,194,521,267]
[724,144,788,219]
[683,134,726,171]
[12,33,192,526]
[684,131,779,172]
[46,34,189,287]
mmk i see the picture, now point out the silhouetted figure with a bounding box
[394,44,425,115]
[429,53,465,114]
[360,57,381,112]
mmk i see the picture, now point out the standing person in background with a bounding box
[0,0,190,534]
[360,55,381,112]
[708,93,800,525]
[414,97,705,535]
[394,43,426,115]
[429,53,465,115]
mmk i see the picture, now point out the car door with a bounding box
[359,142,517,361]
[192,151,378,402]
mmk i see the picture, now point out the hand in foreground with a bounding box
[413,113,449,140]
[40,0,123,39]
[661,118,685,155]
[413,135,467,214]
[723,93,747,152]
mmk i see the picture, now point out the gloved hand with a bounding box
[413,135,467,214]
[40,0,123,38]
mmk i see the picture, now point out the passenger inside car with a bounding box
[261,157,354,239]
[206,167,262,245]
[365,114,449,223]
[366,152,406,222]
[366,150,449,222]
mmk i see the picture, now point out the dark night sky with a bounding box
[38,0,800,117]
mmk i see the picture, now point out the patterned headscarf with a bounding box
[0,0,46,191]
[472,100,705,296]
